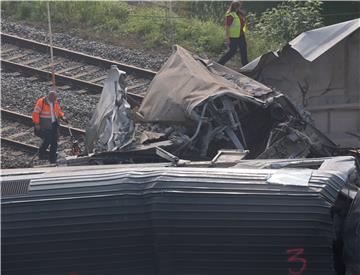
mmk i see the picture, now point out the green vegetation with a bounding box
[247,1,324,48]
[2,1,325,62]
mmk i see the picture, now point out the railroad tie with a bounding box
[6,131,30,140]
[72,68,100,79]
[1,47,18,55]
[5,53,28,62]
[39,60,63,70]
[90,75,107,83]
[21,57,45,66]
[56,64,83,74]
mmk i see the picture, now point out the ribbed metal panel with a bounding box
[1,166,348,275]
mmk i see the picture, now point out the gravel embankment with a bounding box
[1,72,98,129]
[1,20,169,71]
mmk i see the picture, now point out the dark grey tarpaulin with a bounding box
[240,19,360,147]
[138,45,273,123]
[2,157,359,275]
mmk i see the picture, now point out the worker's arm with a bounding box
[56,103,68,123]
[238,10,247,34]
[58,105,64,118]
[32,99,42,129]
[58,110,65,119]
[55,101,64,118]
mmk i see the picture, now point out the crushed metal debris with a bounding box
[65,45,339,166]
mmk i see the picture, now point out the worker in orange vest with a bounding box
[218,1,249,67]
[32,90,68,163]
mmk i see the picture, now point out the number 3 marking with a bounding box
[287,248,307,275]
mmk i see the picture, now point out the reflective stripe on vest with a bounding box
[40,113,52,118]
[228,12,241,38]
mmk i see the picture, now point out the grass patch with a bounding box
[2,1,321,63]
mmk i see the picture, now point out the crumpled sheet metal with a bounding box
[267,169,313,186]
[138,45,273,123]
[85,66,135,154]
[138,45,337,159]
[239,19,360,108]
[241,18,360,71]
[239,19,360,148]
[320,156,357,182]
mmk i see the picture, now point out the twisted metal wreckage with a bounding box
[64,45,341,166]
[3,45,360,274]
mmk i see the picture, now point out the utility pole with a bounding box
[46,1,56,91]
[168,0,173,43]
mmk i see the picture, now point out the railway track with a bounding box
[1,108,85,155]
[1,32,156,107]
[1,32,159,167]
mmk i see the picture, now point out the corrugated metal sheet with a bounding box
[1,161,353,275]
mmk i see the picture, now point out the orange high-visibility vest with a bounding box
[32,97,64,125]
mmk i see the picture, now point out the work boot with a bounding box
[38,153,47,160]
[49,152,57,164]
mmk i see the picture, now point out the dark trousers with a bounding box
[39,122,58,163]
[218,35,249,67]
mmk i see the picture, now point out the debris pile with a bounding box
[138,45,336,160]
[67,45,339,165]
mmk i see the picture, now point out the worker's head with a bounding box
[47,90,57,103]
[229,1,241,12]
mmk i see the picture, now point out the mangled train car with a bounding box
[1,156,360,274]
[137,45,337,160]
[68,45,339,166]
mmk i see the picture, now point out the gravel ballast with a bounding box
[2,19,169,71]
[1,71,95,169]
[1,72,98,129]
[1,18,170,129]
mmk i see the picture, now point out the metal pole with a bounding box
[169,0,173,43]
[46,1,56,90]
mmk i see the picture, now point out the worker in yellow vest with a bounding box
[218,1,249,67]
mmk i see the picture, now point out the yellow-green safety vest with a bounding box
[227,12,247,38]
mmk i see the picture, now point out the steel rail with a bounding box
[1,108,85,137]
[1,32,157,78]
[1,137,39,153]
[1,60,144,107]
